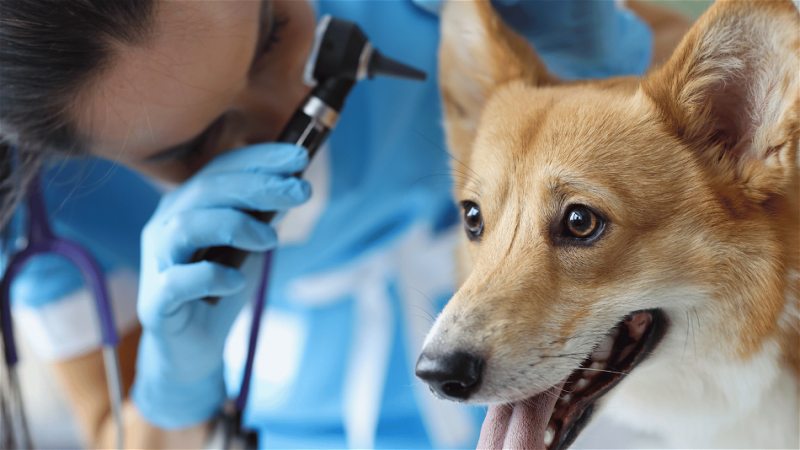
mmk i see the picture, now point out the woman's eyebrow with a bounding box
[252,0,274,67]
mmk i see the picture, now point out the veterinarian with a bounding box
[0,0,679,447]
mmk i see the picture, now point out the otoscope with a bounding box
[192,15,426,304]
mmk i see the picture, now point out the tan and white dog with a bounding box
[415,0,800,448]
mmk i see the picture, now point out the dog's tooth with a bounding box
[583,361,605,378]
[544,423,556,446]
[592,336,614,361]
[574,378,590,392]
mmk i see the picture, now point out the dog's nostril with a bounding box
[441,380,472,398]
[415,351,484,401]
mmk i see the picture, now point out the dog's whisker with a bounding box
[451,171,478,181]
[409,305,436,324]
[406,289,438,311]
[409,313,434,326]
[409,127,485,184]
[579,367,630,377]
[451,180,482,195]
[413,329,432,338]
[625,349,657,357]
[691,307,699,363]
[682,310,690,363]
[450,168,482,185]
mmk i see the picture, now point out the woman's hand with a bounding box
[132,143,310,429]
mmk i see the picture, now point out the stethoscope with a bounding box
[0,171,125,450]
[0,15,425,450]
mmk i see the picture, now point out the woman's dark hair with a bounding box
[0,0,155,228]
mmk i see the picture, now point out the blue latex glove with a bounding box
[132,143,311,428]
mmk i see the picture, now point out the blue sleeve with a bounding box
[8,158,159,308]
[491,0,653,79]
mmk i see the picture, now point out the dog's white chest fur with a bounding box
[603,337,799,448]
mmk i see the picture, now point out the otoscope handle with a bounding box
[193,79,352,304]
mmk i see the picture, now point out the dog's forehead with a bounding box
[459,82,709,234]
[468,83,681,194]
[476,84,651,163]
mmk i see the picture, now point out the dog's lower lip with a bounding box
[538,309,667,450]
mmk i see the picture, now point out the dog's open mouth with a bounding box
[481,309,667,450]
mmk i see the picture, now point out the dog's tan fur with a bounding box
[424,0,799,446]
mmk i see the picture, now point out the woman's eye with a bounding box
[462,201,484,240]
[177,116,226,163]
[261,15,289,54]
[564,205,602,239]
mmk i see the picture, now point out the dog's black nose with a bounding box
[415,351,484,401]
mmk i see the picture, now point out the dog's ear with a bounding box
[438,0,557,163]
[642,0,800,200]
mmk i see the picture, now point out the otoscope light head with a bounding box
[303,15,426,86]
[367,50,426,81]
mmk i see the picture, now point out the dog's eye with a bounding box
[462,201,484,240]
[564,205,602,239]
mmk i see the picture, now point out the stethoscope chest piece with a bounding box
[204,401,258,450]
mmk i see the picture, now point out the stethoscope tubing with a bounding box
[0,171,123,449]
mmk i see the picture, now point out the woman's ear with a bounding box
[438,0,557,165]
[642,0,800,201]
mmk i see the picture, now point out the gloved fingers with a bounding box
[163,173,311,213]
[138,261,246,333]
[153,208,279,265]
[198,143,309,177]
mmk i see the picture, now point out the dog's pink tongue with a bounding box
[477,382,565,450]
